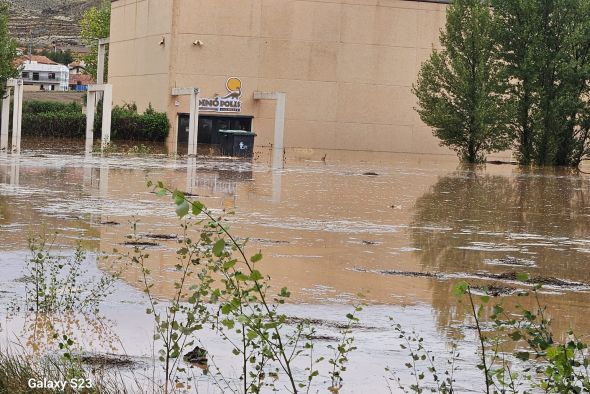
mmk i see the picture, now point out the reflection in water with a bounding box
[412,168,590,333]
[14,312,121,356]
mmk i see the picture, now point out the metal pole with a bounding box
[188,90,199,156]
[272,92,286,169]
[0,87,10,151]
[15,81,23,153]
[85,91,96,154]
[101,84,113,150]
[11,83,20,152]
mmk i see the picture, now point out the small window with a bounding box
[33,72,39,81]
[21,72,29,78]
[48,72,56,80]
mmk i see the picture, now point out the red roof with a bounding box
[15,55,58,66]
[69,73,95,86]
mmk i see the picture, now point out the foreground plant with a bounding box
[453,276,590,393]
[21,236,119,314]
[131,180,359,393]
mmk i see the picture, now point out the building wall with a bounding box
[109,0,450,154]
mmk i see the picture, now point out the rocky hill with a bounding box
[5,0,101,48]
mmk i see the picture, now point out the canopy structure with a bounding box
[85,84,113,153]
[1,79,24,153]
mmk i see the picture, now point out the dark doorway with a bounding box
[177,114,253,145]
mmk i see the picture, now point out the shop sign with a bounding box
[199,77,242,112]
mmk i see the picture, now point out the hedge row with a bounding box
[22,112,86,138]
[23,100,82,114]
[95,107,170,141]
[20,102,169,142]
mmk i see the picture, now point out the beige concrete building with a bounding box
[108,0,449,154]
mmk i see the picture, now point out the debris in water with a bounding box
[143,233,178,240]
[122,241,160,247]
[183,346,208,365]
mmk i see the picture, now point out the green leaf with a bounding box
[249,270,263,281]
[175,200,190,218]
[192,201,204,215]
[172,189,185,205]
[250,252,262,263]
[515,272,530,282]
[452,281,469,297]
[223,259,237,270]
[212,239,225,257]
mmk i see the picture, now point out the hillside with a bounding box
[5,0,102,47]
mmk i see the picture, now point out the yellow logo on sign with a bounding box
[219,77,242,99]
[199,77,242,112]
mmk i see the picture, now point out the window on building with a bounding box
[21,72,29,78]
[33,72,39,81]
[48,73,56,80]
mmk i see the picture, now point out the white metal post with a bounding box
[273,92,286,154]
[96,38,109,86]
[101,84,112,149]
[188,90,199,156]
[186,157,197,194]
[86,84,113,153]
[85,91,96,154]
[14,81,23,153]
[10,81,21,153]
[253,91,287,169]
[171,87,200,156]
[0,88,10,151]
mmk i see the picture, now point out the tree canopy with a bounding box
[413,0,512,163]
[80,0,111,80]
[0,2,18,98]
[416,0,590,166]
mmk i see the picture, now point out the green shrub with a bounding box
[95,105,169,142]
[21,100,170,141]
[23,100,82,114]
[22,111,86,138]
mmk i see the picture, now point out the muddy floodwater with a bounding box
[1,139,590,392]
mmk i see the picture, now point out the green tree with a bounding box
[489,0,538,165]
[0,2,18,98]
[491,0,590,167]
[39,49,74,66]
[80,0,110,80]
[413,0,512,163]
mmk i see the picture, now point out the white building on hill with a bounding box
[17,55,70,91]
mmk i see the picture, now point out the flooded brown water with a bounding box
[1,138,590,392]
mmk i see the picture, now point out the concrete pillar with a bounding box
[273,92,286,154]
[1,88,10,151]
[188,90,199,156]
[85,91,96,154]
[186,157,197,194]
[101,84,112,149]
[85,84,113,153]
[171,87,200,156]
[15,82,23,153]
[96,38,109,86]
[11,81,23,153]
[272,171,282,203]
[253,91,286,169]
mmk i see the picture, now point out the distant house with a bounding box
[69,73,95,91]
[68,60,86,75]
[68,60,94,91]
[16,55,69,91]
